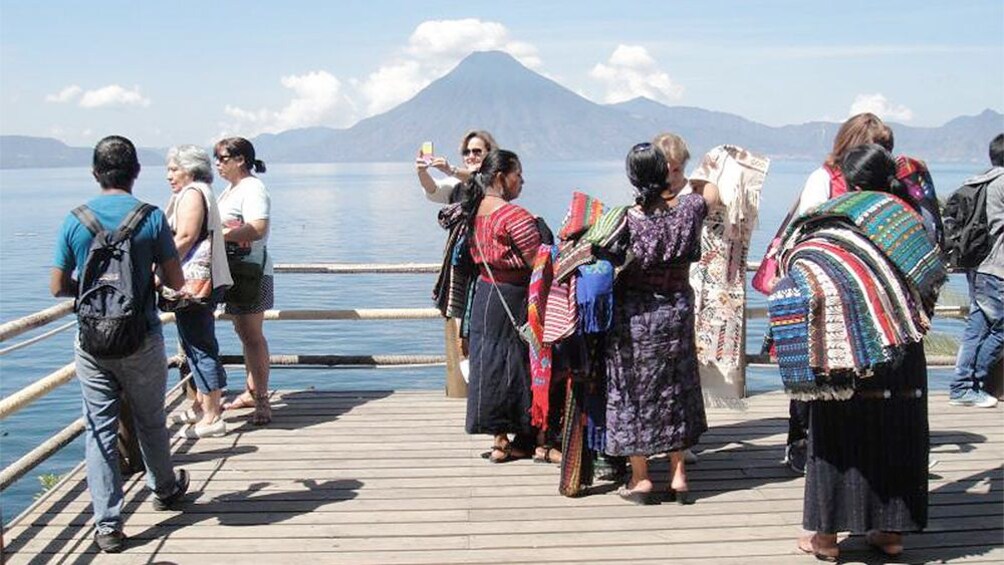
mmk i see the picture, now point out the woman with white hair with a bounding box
[163,144,233,437]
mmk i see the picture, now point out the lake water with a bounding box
[0,159,972,522]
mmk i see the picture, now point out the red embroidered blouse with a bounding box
[470,204,541,285]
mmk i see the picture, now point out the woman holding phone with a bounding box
[415,130,498,204]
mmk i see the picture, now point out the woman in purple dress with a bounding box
[606,142,713,505]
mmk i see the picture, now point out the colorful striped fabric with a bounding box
[784,191,946,314]
[527,244,555,430]
[581,206,629,247]
[558,191,605,240]
[769,192,947,399]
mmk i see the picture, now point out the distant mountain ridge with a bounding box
[2,51,1001,169]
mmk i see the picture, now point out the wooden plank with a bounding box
[5,389,1001,564]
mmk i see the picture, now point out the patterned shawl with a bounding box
[688,145,769,402]
[432,203,473,321]
[769,191,947,399]
[528,244,555,430]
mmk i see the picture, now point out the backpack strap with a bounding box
[115,203,155,242]
[71,205,104,236]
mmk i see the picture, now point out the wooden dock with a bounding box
[4,389,1002,564]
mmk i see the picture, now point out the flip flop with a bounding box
[865,530,903,557]
[797,534,839,562]
[223,392,256,411]
[617,486,659,505]
[533,446,561,464]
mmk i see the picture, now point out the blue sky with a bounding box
[1,1,1001,147]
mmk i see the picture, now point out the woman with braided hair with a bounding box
[462,149,542,463]
[604,143,715,505]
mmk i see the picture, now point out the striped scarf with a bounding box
[528,244,555,430]
[770,192,946,399]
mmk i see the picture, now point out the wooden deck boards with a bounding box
[4,390,1002,564]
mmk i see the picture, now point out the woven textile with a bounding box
[581,206,629,247]
[576,260,614,334]
[432,203,473,320]
[785,191,946,314]
[688,145,769,401]
[558,191,605,240]
[527,244,555,430]
[770,192,946,399]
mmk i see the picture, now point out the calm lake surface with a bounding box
[0,159,972,521]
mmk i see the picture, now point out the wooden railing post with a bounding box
[444,319,467,398]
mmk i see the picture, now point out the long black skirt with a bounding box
[465,279,533,440]
[803,341,929,533]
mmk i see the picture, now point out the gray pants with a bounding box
[75,332,176,533]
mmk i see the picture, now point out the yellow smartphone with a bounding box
[420,141,434,163]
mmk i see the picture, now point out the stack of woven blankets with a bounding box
[768,191,947,400]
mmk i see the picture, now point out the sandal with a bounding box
[865,530,903,557]
[797,533,839,562]
[617,485,659,505]
[223,389,256,411]
[250,392,271,426]
[488,444,513,463]
[533,446,561,465]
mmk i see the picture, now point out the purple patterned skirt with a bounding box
[604,287,707,456]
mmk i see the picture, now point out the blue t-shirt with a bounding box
[53,193,178,333]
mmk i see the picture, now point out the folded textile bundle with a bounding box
[558,191,605,241]
[769,191,947,400]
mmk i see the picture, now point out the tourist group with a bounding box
[50,117,1003,556]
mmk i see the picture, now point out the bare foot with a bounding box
[223,391,255,411]
[533,446,562,464]
[866,530,903,557]
[797,533,838,562]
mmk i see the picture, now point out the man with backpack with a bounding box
[50,136,190,553]
[948,134,1004,408]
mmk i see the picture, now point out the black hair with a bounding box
[92,135,140,190]
[215,137,266,174]
[460,149,521,225]
[841,143,906,199]
[626,142,669,209]
[990,133,1004,167]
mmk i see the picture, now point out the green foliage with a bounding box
[33,473,62,500]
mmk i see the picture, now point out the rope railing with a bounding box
[0,261,970,496]
[0,307,443,422]
[0,360,188,492]
[0,300,73,343]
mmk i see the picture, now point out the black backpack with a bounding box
[942,179,990,270]
[72,202,155,358]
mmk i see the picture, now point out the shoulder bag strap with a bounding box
[473,231,523,332]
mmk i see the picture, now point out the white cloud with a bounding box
[589,45,683,104]
[219,19,541,133]
[405,19,541,68]
[45,85,82,103]
[221,70,356,137]
[357,19,542,115]
[849,93,914,122]
[78,85,151,108]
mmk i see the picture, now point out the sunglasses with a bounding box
[214,154,233,163]
[631,142,653,152]
[462,147,485,157]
